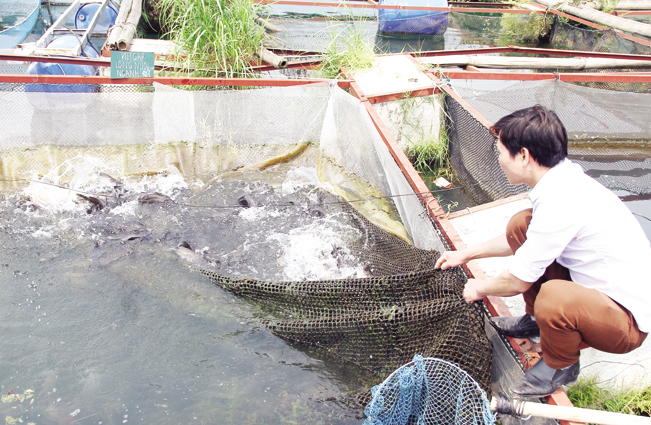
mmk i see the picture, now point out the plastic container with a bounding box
[25,34,100,109]
[75,1,118,33]
[378,0,448,36]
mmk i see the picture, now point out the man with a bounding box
[435,105,651,397]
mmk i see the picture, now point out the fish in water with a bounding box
[174,241,221,269]
[138,193,173,204]
[237,195,254,208]
[76,194,106,214]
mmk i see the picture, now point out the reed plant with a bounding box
[317,11,377,79]
[568,378,651,417]
[159,0,266,77]
[399,94,451,178]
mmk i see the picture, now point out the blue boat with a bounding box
[0,0,40,49]
[378,0,448,36]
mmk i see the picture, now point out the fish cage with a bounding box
[0,76,500,425]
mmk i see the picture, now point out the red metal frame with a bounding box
[415,45,651,61]
[0,44,642,421]
[254,0,538,13]
[436,69,651,82]
[407,53,582,424]
[0,74,350,87]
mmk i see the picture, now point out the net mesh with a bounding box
[447,79,651,202]
[446,95,527,205]
[363,355,495,425]
[547,16,651,93]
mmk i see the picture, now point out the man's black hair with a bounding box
[490,105,568,168]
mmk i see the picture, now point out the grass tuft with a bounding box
[568,378,651,417]
[399,95,451,179]
[159,0,265,78]
[317,11,377,79]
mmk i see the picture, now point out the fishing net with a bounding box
[0,0,40,49]
[191,203,492,396]
[363,355,495,425]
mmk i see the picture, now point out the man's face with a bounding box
[496,138,523,185]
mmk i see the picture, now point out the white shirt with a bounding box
[510,159,651,332]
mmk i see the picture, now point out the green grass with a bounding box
[316,12,377,79]
[498,7,552,46]
[404,126,449,173]
[567,378,651,418]
[398,94,451,179]
[159,0,266,78]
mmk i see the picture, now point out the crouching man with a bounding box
[435,105,651,397]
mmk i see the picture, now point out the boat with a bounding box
[0,0,40,49]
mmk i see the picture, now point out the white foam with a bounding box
[21,157,192,215]
[110,200,139,217]
[238,206,282,222]
[126,169,189,198]
[269,219,368,281]
[22,156,115,213]
[280,167,321,196]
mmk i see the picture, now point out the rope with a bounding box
[0,175,482,211]
[494,393,531,420]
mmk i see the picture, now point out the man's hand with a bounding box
[463,279,485,304]
[463,271,534,303]
[435,250,468,270]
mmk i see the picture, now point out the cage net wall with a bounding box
[261,11,561,55]
[0,81,494,404]
[446,79,651,204]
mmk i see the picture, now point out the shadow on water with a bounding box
[375,33,444,54]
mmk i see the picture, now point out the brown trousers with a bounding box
[506,209,647,369]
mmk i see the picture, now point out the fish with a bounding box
[76,194,106,214]
[174,241,221,269]
[138,193,173,204]
[204,142,311,186]
[237,195,254,208]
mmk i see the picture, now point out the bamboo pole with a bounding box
[535,0,651,38]
[612,1,651,10]
[105,0,132,50]
[583,0,651,10]
[421,55,651,69]
[116,0,142,51]
[254,15,282,32]
[491,396,651,425]
[257,47,288,68]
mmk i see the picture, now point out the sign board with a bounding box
[110,51,155,79]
